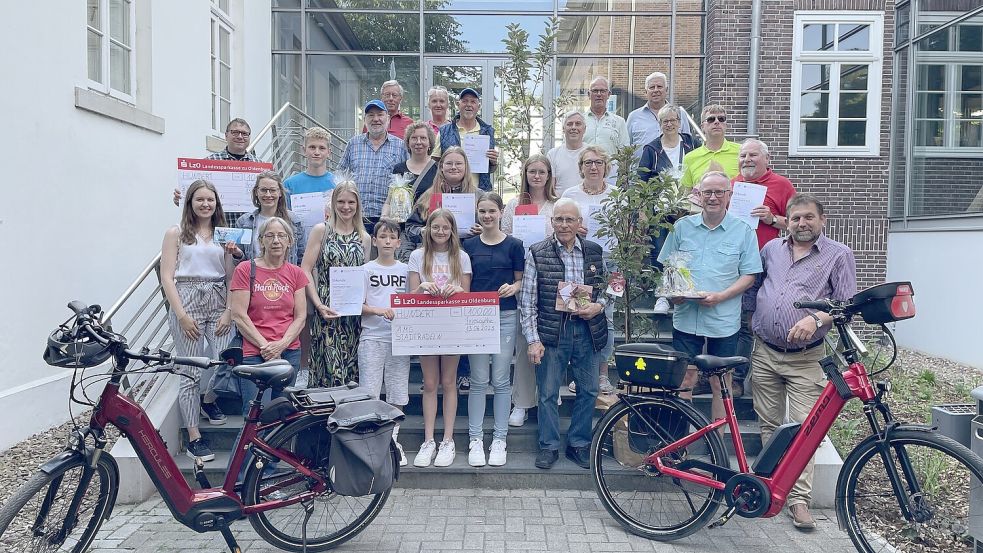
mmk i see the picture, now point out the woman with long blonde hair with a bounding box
[407,208,472,468]
[302,180,372,387]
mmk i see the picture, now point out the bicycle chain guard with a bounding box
[723,474,771,518]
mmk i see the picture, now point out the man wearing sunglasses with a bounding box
[680,105,742,196]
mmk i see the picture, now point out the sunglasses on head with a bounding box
[705,115,727,124]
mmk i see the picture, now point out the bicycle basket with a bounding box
[850,282,915,324]
[615,343,689,389]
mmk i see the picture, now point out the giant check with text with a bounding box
[390,292,501,356]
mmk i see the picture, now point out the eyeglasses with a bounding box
[704,115,727,124]
[263,233,290,241]
[581,159,605,166]
[381,92,401,99]
[258,188,280,195]
[551,216,580,225]
[589,88,609,94]
[228,130,251,137]
[661,118,680,124]
[700,189,730,198]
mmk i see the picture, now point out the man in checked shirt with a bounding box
[748,193,857,531]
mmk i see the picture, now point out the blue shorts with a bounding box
[672,329,739,361]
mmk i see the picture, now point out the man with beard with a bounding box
[657,171,761,425]
[748,193,856,531]
[339,100,409,227]
[731,138,796,396]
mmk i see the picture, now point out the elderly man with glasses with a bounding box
[680,105,742,195]
[657,171,761,423]
[583,76,630,156]
[519,198,609,471]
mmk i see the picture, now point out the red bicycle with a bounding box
[0,302,396,553]
[591,282,983,552]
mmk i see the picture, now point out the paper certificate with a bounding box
[463,134,491,173]
[511,215,548,250]
[177,158,273,213]
[441,193,476,234]
[390,292,500,355]
[730,181,768,229]
[329,266,366,317]
[290,191,330,233]
[214,227,251,245]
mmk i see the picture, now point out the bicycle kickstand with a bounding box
[708,506,737,529]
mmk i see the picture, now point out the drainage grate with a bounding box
[935,404,977,415]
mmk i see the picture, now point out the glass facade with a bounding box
[891,0,983,221]
[272,0,706,189]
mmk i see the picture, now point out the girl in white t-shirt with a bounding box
[408,208,472,468]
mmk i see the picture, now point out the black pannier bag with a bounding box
[327,398,405,496]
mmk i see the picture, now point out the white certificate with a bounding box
[390,293,500,356]
[729,181,768,229]
[583,204,609,251]
[329,266,366,317]
[290,191,330,233]
[511,215,548,250]
[463,134,491,173]
[177,158,273,213]
[441,193,476,234]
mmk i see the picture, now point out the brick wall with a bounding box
[706,0,895,291]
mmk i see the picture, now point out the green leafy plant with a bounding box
[593,146,690,341]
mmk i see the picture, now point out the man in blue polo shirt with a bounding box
[658,170,761,422]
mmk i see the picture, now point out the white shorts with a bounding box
[357,339,410,406]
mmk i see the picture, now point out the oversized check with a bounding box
[177,158,273,213]
[390,292,500,356]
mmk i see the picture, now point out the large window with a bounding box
[211,1,234,133]
[789,12,884,156]
[86,0,135,101]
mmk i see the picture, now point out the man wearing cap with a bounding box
[338,100,409,227]
[434,88,498,191]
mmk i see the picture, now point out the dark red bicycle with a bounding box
[0,301,397,553]
[591,282,983,552]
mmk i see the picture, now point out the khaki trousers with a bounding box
[751,336,826,506]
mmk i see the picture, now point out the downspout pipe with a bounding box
[747,0,762,137]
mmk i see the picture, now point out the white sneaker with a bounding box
[434,439,456,467]
[599,375,615,395]
[395,441,408,467]
[468,438,486,467]
[654,297,671,314]
[488,438,507,466]
[414,440,437,467]
[568,380,577,393]
[508,407,527,427]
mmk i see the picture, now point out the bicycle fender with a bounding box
[39,448,120,522]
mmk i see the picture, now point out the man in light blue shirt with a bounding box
[626,72,694,149]
[658,171,761,420]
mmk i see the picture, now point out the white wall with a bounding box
[0,1,271,450]
[887,230,983,369]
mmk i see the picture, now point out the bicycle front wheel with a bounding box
[0,453,118,553]
[838,429,983,553]
[243,414,391,552]
[591,396,726,540]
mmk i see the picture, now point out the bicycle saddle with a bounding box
[692,354,747,373]
[233,359,295,389]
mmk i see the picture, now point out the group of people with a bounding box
[162,72,859,532]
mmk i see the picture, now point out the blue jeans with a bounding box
[537,319,598,450]
[468,310,517,440]
[672,329,740,360]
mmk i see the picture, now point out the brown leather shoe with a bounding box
[787,503,817,531]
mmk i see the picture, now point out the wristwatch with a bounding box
[810,313,823,328]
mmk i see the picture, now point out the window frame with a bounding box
[211,1,235,135]
[913,13,983,156]
[789,11,884,157]
[86,0,136,103]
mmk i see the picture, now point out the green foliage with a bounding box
[592,146,690,340]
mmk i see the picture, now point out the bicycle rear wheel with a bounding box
[0,453,118,553]
[243,414,391,552]
[838,429,983,553]
[590,396,726,540]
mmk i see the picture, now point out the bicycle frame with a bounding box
[647,320,878,518]
[88,365,329,531]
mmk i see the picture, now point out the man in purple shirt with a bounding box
[749,193,857,531]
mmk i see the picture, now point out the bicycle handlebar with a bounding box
[794,299,838,312]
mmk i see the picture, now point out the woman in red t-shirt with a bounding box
[229,216,309,413]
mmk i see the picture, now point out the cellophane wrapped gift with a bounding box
[387,173,414,223]
[656,252,698,297]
